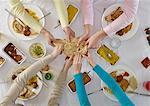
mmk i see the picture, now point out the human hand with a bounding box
[84,52,96,68]
[64,55,74,71]
[64,26,75,41]
[78,24,91,45]
[86,29,107,49]
[73,53,82,74]
[78,32,89,46]
[52,42,64,56]
[41,28,55,47]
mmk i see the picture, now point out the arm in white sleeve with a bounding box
[48,67,68,106]
[0,53,57,106]
[103,0,139,36]
[9,0,43,33]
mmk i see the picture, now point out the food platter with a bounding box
[8,4,45,40]
[102,4,139,41]
[3,42,26,65]
[10,65,43,101]
[101,65,138,102]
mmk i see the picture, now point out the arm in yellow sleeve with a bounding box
[53,0,68,28]
[9,0,43,33]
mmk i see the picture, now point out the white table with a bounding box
[0,0,150,106]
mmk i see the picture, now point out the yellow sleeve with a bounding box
[53,0,68,28]
[9,0,43,33]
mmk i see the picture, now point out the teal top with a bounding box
[74,64,134,106]
[74,73,91,106]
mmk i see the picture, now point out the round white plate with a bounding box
[18,72,43,101]
[10,64,43,101]
[8,4,45,41]
[101,65,138,102]
[102,4,139,41]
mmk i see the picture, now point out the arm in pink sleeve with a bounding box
[81,0,94,25]
[103,0,139,36]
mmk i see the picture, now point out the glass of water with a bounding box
[109,37,121,50]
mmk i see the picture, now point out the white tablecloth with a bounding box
[0,0,150,106]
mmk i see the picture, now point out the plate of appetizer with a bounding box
[10,65,43,101]
[102,4,139,41]
[29,43,46,60]
[67,72,91,93]
[3,43,26,64]
[101,65,138,101]
[8,4,45,40]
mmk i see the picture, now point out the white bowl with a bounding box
[29,43,46,60]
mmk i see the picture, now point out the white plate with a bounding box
[18,72,43,101]
[101,65,138,102]
[102,4,139,41]
[3,42,26,65]
[8,4,45,41]
[10,65,43,101]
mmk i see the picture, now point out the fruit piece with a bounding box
[129,76,138,90]
[116,75,123,82]
[143,81,150,91]
[119,79,129,92]
[141,57,150,69]
[123,72,129,77]
[110,71,117,79]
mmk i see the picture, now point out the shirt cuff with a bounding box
[93,64,99,71]
[103,25,114,37]
[74,73,82,80]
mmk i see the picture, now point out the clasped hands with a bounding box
[53,28,95,74]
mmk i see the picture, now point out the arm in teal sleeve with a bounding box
[74,73,91,106]
[93,65,134,106]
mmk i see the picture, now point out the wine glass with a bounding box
[109,36,121,51]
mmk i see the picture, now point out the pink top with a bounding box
[81,0,94,25]
[82,0,139,36]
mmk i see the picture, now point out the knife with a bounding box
[5,9,25,27]
[127,91,150,97]
[39,12,51,21]
[88,88,103,96]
